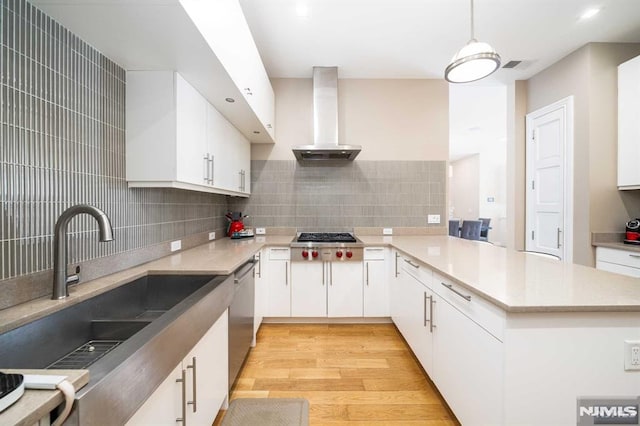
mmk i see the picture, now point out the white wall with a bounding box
[252,78,449,161]
[449,85,507,245]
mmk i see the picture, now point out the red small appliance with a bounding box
[226,212,247,237]
[624,218,640,245]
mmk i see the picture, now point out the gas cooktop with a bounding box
[297,232,357,243]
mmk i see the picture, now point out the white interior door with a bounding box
[525,97,573,261]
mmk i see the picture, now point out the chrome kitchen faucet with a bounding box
[52,204,114,299]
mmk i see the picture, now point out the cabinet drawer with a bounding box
[268,247,290,260]
[596,260,640,278]
[596,247,640,269]
[400,255,431,286]
[432,273,505,341]
[364,247,386,261]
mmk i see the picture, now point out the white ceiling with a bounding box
[239,0,640,81]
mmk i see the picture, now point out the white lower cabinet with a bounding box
[432,295,503,426]
[363,247,389,316]
[596,246,640,278]
[126,310,229,425]
[288,260,363,317]
[389,250,403,325]
[253,249,267,343]
[393,253,504,426]
[328,262,363,317]
[291,262,326,317]
[265,248,291,317]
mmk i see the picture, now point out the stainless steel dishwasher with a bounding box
[228,259,255,390]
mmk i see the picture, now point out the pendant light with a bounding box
[445,0,501,83]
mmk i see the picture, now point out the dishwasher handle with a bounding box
[235,260,256,283]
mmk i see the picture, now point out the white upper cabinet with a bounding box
[618,54,640,189]
[34,0,275,144]
[180,0,275,141]
[206,103,251,195]
[127,71,250,197]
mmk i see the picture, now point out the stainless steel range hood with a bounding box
[292,67,362,161]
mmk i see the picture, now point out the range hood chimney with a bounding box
[292,67,362,161]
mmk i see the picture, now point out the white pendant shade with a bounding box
[445,39,501,83]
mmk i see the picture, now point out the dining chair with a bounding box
[479,217,491,241]
[460,220,482,240]
[448,219,460,237]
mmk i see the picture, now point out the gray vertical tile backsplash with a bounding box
[230,160,446,231]
[0,0,227,287]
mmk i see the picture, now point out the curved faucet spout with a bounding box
[53,204,114,300]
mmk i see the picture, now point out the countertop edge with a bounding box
[1,369,89,426]
[0,237,286,335]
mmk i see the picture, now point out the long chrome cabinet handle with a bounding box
[630,254,640,258]
[257,257,261,278]
[203,154,210,184]
[429,296,436,333]
[441,282,472,301]
[187,357,197,412]
[176,369,187,425]
[404,258,419,269]
[423,292,427,327]
[557,227,562,249]
[322,262,325,286]
[209,155,214,185]
[366,262,369,286]
[395,253,399,277]
[285,261,288,286]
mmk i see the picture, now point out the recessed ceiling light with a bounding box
[253,131,260,134]
[296,3,309,18]
[580,8,600,20]
[225,97,235,103]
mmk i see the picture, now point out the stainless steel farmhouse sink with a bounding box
[0,273,235,425]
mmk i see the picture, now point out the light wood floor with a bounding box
[213,323,458,426]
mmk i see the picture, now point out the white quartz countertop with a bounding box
[0,236,293,335]
[360,235,640,312]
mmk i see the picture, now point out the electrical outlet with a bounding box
[208,232,216,240]
[256,227,266,235]
[428,214,441,224]
[624,340,640,370]
[170,240,181,252]
[383,228,393,235]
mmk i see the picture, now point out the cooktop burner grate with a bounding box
[297,232,357,243]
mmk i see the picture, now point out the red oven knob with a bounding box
[346,251,353,258]
[312,251,318,258]
[302,250,309,258]
[336,251,343,258]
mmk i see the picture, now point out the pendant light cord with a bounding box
[470,0,475,40]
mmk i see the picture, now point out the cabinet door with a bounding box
[254,249,267,341]
[175,74,207,186]
[389,251,403,325]
[180,0,275,138]
[618,55,640,189]
[126,363,182,426]
[364,259,389,316]
[432,296,503,426]
[266,259,291,316]
[328,262,363,317]
[183,310,229,425]
[291,262,326,316]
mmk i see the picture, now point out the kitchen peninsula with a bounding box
[1,234,639,425]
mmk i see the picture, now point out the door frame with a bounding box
[525,96,574,262]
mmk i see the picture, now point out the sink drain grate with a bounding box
[47,340,123,370]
